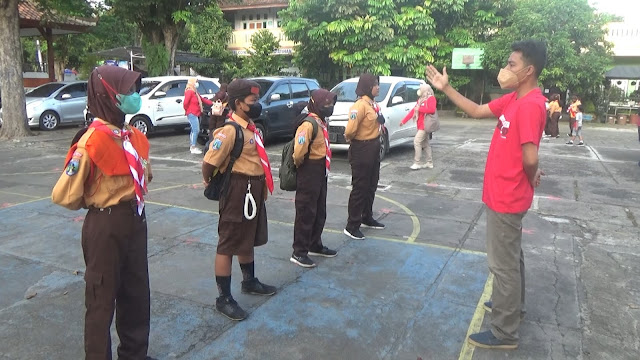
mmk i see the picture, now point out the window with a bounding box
[140,81,160,96]
[249,15,253,20]
[291,83,309,98]
[199,81,219,95]
[263,21,267,28]
[249,23,255,29]
[256,22,262,29]
[257,14,261,20]
[264,14,268,20]
[307,82,320,91]
[277,21,282,28]
[271,83,291,100]
[405,83,421,103]
[242,15,246,21]
[243,23,247,30]
[389,83,407,105]
[61,83,87,99]
[26,83,64,98]
[159,81,186,98]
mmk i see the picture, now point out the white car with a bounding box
[329,76,426,160]
[125,76,220,135]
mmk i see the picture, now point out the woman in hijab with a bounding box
[400,83,437,169]
[289,89,338,268]
[343,73,386,241]
[209,83,230,138]
[184,77,213,154]
[52,65,155,360]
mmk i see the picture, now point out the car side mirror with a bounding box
[61,93,72,100]
[391,96,403,105]
[270,93,281,102]
[155,91,166,98]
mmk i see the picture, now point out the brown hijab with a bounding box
[355,73,379,99]
[307,89,337,118]
[87,65,141,128]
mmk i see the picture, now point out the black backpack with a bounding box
[203,121,244,201]
[279,117,319,191]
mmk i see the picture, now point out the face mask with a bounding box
[195,83,199,89]
[115,92,142,114]
[497,67,529,89]
[243,102,262,119]
[320,105,335,118]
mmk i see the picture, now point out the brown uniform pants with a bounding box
[486,207,527,343]
[549,112,560,138]
[347,139,381,230]
[293,159,327,256]
[569,117,576,135]
[82,201,150,360]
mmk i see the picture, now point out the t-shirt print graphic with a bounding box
[497,114,510,139]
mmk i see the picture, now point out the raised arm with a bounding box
[425,65,494,119]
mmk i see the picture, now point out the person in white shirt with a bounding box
[567,105,584,146]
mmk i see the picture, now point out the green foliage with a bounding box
[142,40,170,76]
[244,30,283,77]
[482,0,614,103]
[281,0,513,86]
[184,3,233,76]
[583,100,596,114]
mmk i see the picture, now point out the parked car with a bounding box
[328,76,427,160]
[125,76,220,135]
[13,81,88,130]
[249,76,320,142]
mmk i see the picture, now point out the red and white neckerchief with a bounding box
[310,114,332,175]
[246,122,274,194]
[371,101,385,132]
[91,121,147,215]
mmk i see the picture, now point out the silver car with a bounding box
[24,81,88,130]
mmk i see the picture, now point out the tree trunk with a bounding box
[54,60,65,81]
[163,25,179,76]
[0,0,32,139]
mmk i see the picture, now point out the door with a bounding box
[198,80,219,101]
[289,82,312,132]
[152,80,188,126]
[384,82,413,141]
[402,82,422,139]
[263,81,294,134]
[57,83,87,123]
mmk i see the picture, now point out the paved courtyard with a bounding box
[1,116,639,359]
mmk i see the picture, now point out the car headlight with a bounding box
[26,100,43,115]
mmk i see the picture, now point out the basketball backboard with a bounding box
[451,48,484,70]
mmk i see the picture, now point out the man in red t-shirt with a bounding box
[426,40,547,349]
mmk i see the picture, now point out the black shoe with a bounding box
[483,301,526,318]
[308,246,338,258]
[468,330,518,349]
[362,219,385,229]
[215,296,247,321]
[241,277,277,296]
[290,253,316,268]
[344,227,365,240]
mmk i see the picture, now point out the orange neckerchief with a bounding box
[64,120,149,176]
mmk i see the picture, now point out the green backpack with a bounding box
[279,117,319,191]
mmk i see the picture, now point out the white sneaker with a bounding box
[422,162,434,169]
[190,147,202,154]
[410,163,421,170]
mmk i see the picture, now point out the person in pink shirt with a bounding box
[400,84,438,169]
[183,78,213,154]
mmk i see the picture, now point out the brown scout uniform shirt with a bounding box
[344,95,380,141]
[203,113,268,199]
[293,117,326,167]
[51,121,152,210]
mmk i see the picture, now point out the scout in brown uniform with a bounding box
[343,73,386,240]
[52,66,155,360]
[290,89,339,268]
[202,79,276,321]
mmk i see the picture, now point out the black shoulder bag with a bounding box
[204,122,244,201]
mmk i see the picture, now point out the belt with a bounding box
[351,138,379,143]
[231,173,266,181]
[88,199,137,214]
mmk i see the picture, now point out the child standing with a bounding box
[567,105,584,146]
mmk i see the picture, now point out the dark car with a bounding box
[249,77,320,142]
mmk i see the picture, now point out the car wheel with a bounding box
[255,123,266,144]
[39,111,59,131]
[379,131,389,161]
[131,116,152,135]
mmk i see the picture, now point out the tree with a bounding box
[106,0,215,75]
[280,0,513,88]
[244,30,283,76]
[0,0,31,138]
[482,0,614,102]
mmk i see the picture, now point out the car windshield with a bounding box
[252,80,274,98]
[140,81,161,96]
[331,81,391,103]
[26,83,65,98]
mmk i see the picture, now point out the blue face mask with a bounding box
[115,92,142,114]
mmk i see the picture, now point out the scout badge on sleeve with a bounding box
[65,159,80,176]
[350,110,358,120]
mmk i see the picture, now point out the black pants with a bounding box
[347,139,381,230]
[293,159,327,256]
[82,201,150,360]
[569,117,575,135]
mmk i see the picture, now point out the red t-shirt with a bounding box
[484,88,546,213]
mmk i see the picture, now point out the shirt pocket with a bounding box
[104,175,133,195]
